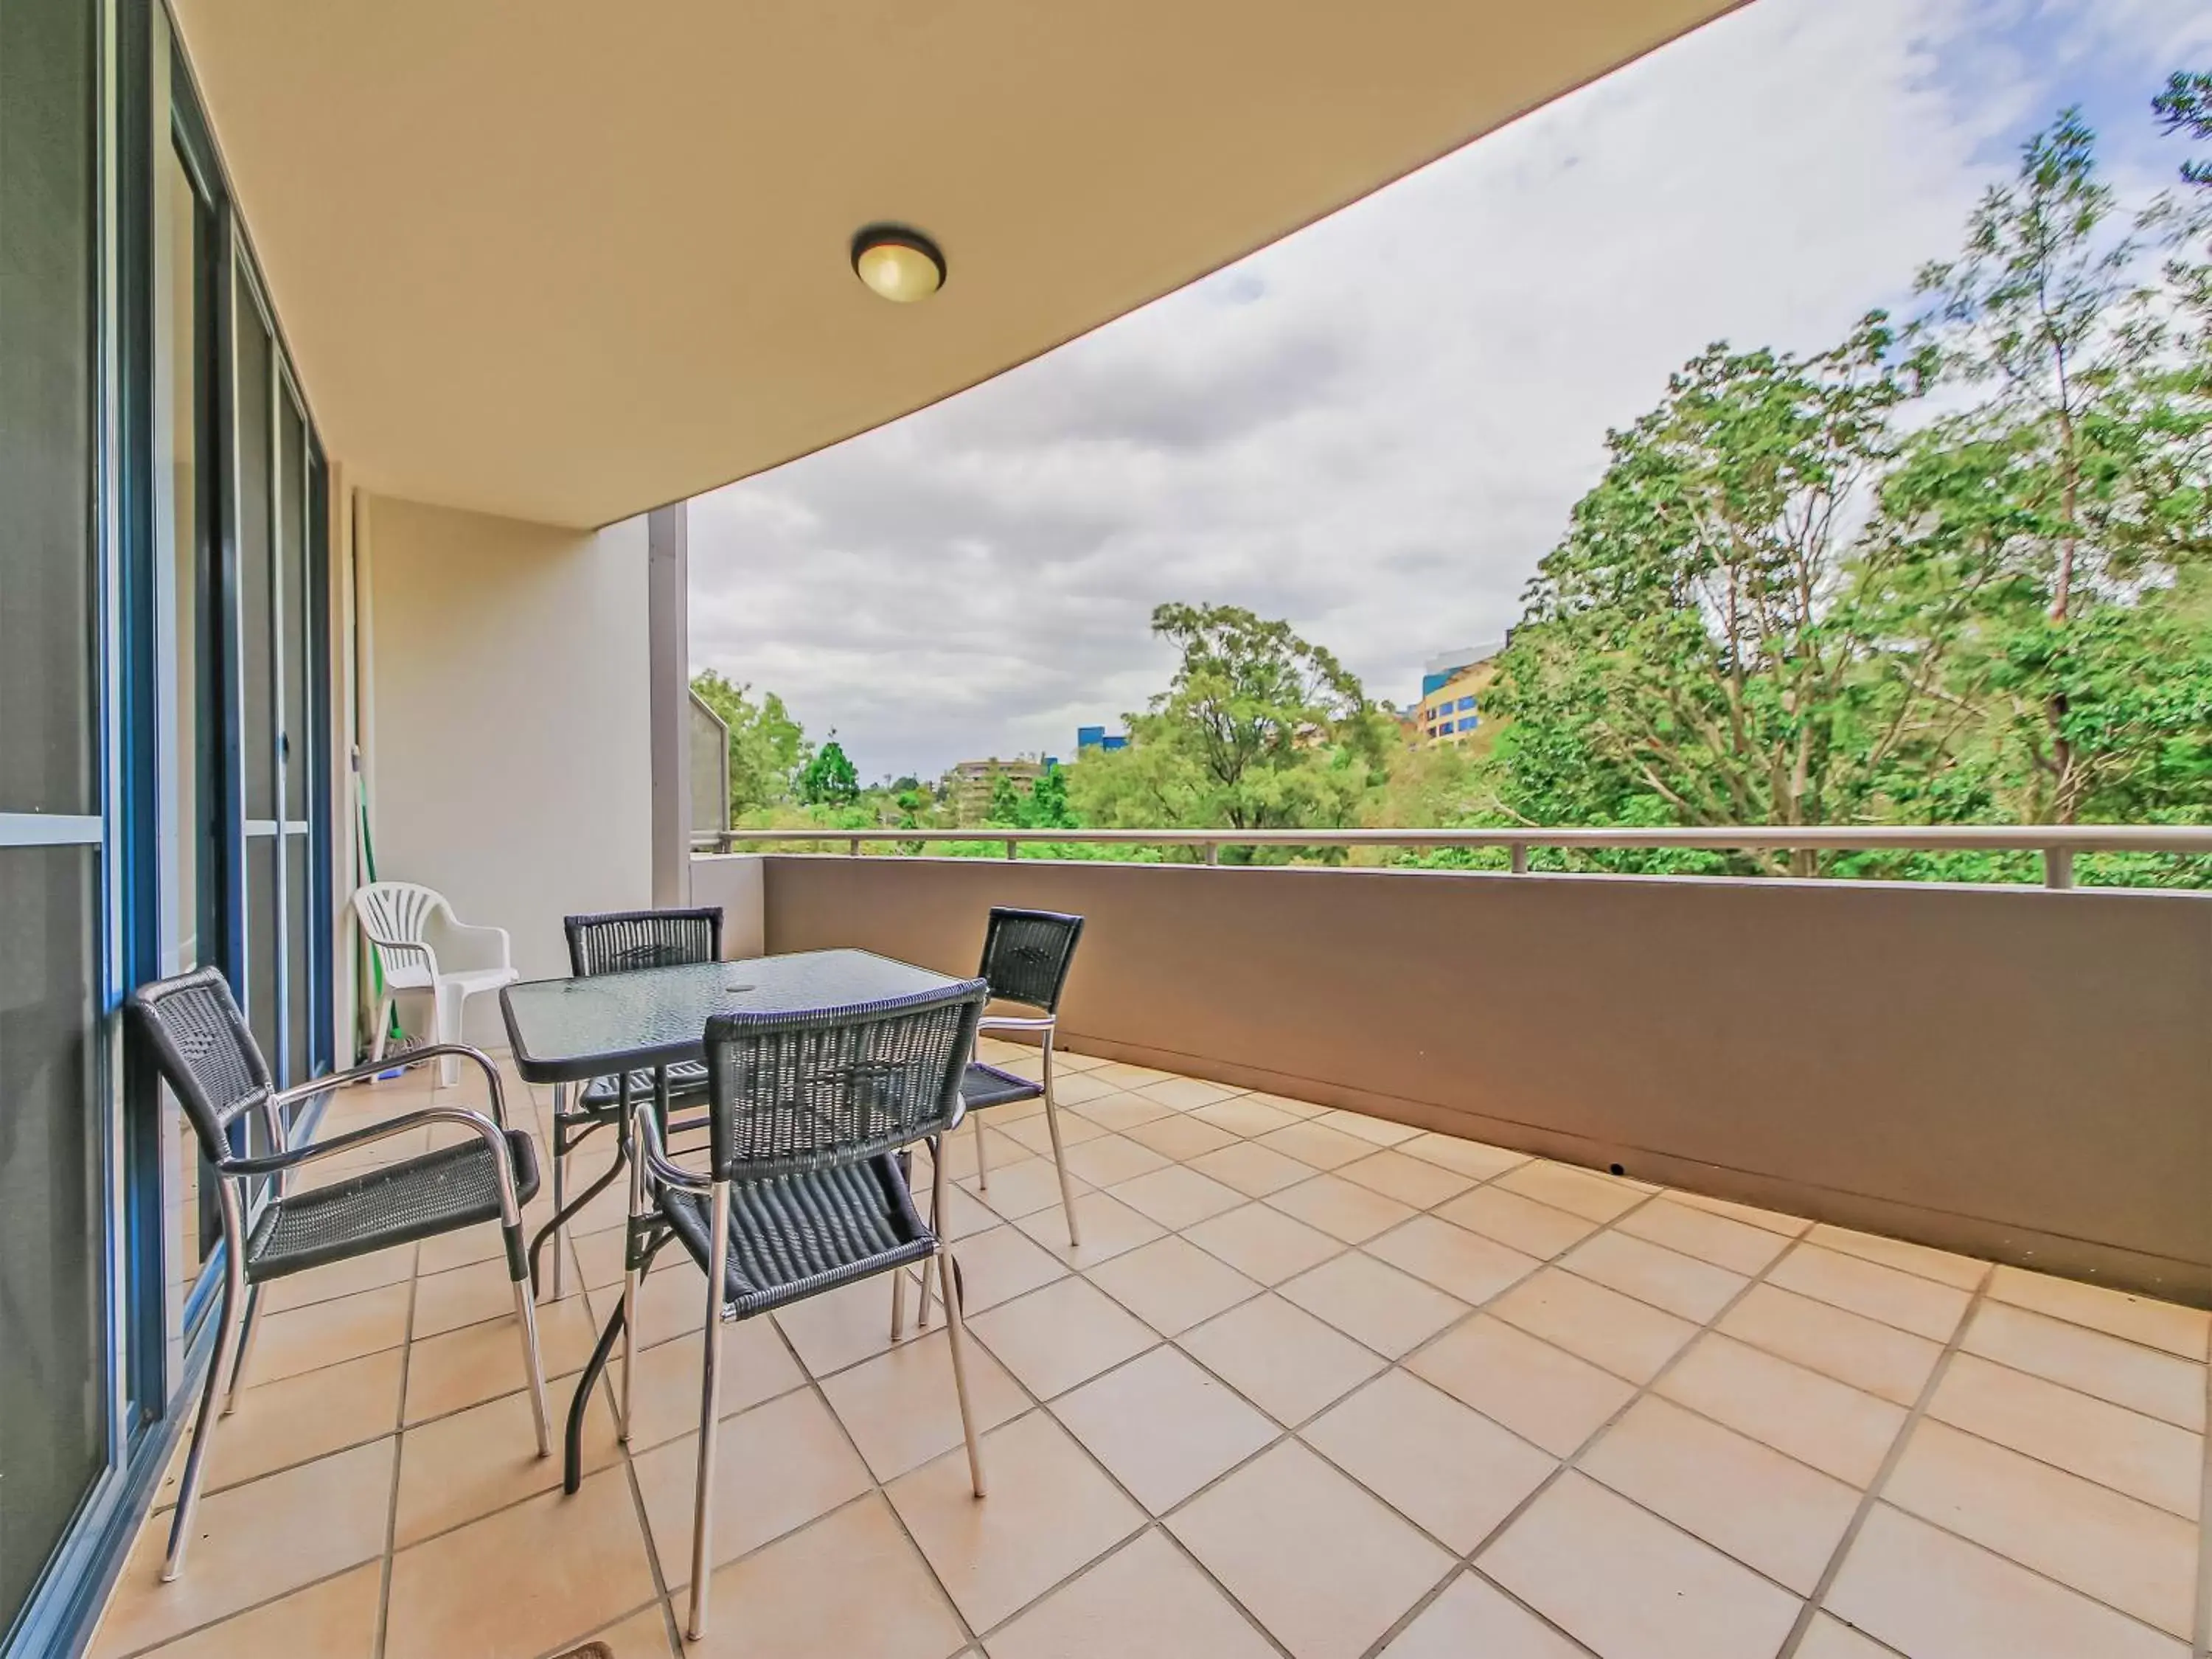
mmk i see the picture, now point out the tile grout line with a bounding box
[1770,1261,1995,1659]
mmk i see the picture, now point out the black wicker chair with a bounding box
[125,966,548,1582]
[948,908,1086,1253]
[616,977,990,1641]
[540,907,723,1295]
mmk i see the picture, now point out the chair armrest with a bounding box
[976,1014,1054,1034]
[227,1105,527,1222]
[274,1042,511,1127]
[630,1100,713,1197]
[431,902,513,974]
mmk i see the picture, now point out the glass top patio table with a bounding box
[498,947,969,1084]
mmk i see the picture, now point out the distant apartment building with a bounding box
[1416,643,1503,746]
[950,756,1046,817]
[1077,724,1130,753]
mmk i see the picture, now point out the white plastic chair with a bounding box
[353,881,519,1085]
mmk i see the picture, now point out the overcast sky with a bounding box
[688,0,2212,784]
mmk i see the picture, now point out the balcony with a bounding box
[88,852,2210,1658]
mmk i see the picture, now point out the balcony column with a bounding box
[648,503,692,905]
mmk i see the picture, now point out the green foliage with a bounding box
[690,669,810,816]
[2155,70,2212,188]
[1068,602,1394,856]
[796,736,861,806]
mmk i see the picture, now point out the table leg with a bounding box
[566,1295,625,1495]
[529,1136,626,1297]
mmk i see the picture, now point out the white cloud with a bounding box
[686,0,2211,782]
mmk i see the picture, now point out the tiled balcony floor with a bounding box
[92,1040,2210,1659]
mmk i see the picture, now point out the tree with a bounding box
[1484,315,1933,873]
[689,669,810,815]
[1067,602,1393,848]
[986,770,1024,827]
[796,735,860,806]
[2154,71,2212,188]
[1905,105,2209,823]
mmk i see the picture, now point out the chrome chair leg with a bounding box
[934,1154,987,1498]
[1037,1031,1080,1249]
[512,1266,552,1458]
[971,1112,989,1192]
[686,1180,734,1644]
[221,1280,264,1416]
[890,1256,908,1342]
[618,1142,647,1440]
[163,1256,247,1580]
[916,1138,940,1330]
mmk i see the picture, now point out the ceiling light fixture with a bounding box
[851,224,945,303]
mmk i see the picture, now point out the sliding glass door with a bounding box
[0,0,114,1638]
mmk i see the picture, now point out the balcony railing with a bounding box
[695,823,2212,888]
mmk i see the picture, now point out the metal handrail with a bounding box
[692,824,2212,890]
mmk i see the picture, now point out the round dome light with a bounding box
[852,225,945,303]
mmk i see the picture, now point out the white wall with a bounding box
[359,491,652,1044]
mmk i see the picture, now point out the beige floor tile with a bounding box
[619,1318,808,1451]
[1808,1223,1986,1290]
[1067,1088,1172,1132]
[1110,1164,1247,1229]
[1180,1294,1385,1425]
[1054,1346,1279,1513]
[1582,1395,1857,1594]
[1926,1353,2200,1519]
[1479,1472,1801,1659]
[888,1408,1145,1632]
[1380,1573,1582,1658]
[92,1442,394,1658]
[678,1495,967,1659]
[1135,1075,1240,1110]
[1961,1300,2205,1430]
[966,1156,1093,1225]
[1397,1132,1529,1181]
[1191,1096,1301,1138]
[384,1464,658,1659]
[1491,1267,1697,1384]
[771,1274,908,1378]
[934,1124,1028,1184]
[1767,1245,1974,1342]
[1092,1061,1175,1089]
[1183,1203,1344,1286]
[197,1348,403,1494]
[1616,1196,1792,1276]
[1263,1173,1416,1243]
[1368,1217,1543,1306]
[394,1372,619,1545]
[1406,1317,1635,1458]
[1241,1089,1331,1120]
[633,1388,875,1588]
[257,1245,418,1313]
[112,1561,382,1659]
[1986,1266,2211,1360]
[1794,1613,1899,1659]
[997,1108,1107,1158]
[1188,1140,1317,1198]
[1279,1253,1468,1359]
[1043,1071,1121,1110]
[817,1325,1029,1481]
[1717,1284,1943,1406]
[950,1225,1071,1314]
[1885,1419,2197,1638]
[1254,1121,1377,1171]
[968,1275,1158,1399]
[1336,1150,1477,1209]
[1168,1441,1453,1659]
[1666,1189,1813,1237]
[1317,1109,1425,1148]
[1012,1189,1164,1268]
[1090,1236,1264,1335]
[245,1281,411,1385]
[1826,1503,2184,1659]
[1562,1228,1747,1323]
[1125,1113,1241,1161]
[1304,1369,1554,1551]
[1433,1185,1601,1260]
[627,1255,726,1349]
[404,1293,601,1422]
[411,1256,535,1341]
[1657,1334,1905,1486]
[1494,1161,1647,1224]
[1051,1048,1111,1073]
[986,1528,1280,1659]
[1060,1131,1169,1188]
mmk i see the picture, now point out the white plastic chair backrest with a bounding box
[353,882,449,988]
